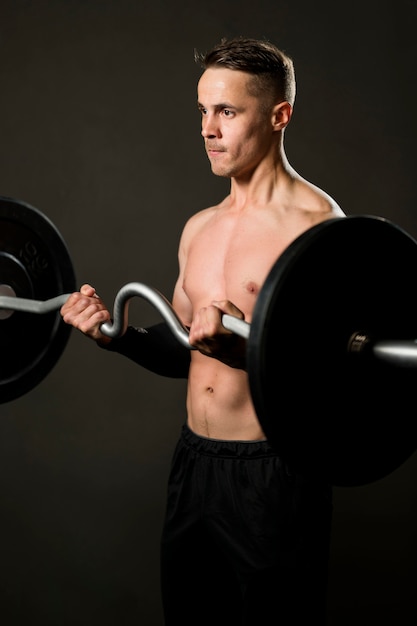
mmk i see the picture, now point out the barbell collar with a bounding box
[348,331,417,367]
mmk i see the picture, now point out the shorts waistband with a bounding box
[180,422,278,459]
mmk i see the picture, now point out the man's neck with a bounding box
[227,154,296,211]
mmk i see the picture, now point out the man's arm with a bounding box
[98,323,190,378]
[60,284,190,378]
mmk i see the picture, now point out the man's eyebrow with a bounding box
[197,101,236,110]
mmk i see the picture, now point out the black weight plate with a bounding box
[248,215,417,486]
[0,196,76,403]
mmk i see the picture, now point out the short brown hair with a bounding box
[195,36,296,106]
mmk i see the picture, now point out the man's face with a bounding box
[197,67,274,179]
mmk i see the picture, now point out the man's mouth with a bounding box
[206,145,224,154]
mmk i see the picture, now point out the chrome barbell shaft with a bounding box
[2,287,416,365]
[99,282,250,347]
[372,339,417,367]
[0,293,71,314]
[0,283,251,348]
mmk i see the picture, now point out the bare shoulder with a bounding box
[291,175,345,226]
[181,196,229,241]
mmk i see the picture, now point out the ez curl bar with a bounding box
[1,195,417,487]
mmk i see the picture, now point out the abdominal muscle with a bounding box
[185,351,266,441]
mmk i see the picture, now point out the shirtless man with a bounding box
[61,37,344,625]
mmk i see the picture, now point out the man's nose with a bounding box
[201,116,219,138]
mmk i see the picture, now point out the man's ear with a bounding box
[272,101,293,131]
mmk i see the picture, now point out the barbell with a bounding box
[0,196,75,404]
[1,195,417,487]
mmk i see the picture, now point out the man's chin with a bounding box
[210,164,229,177]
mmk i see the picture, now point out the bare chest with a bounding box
[183,218,288,319]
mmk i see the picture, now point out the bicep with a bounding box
[172,275,192,329]
[170,221,194,327]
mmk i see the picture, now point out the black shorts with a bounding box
[160,423,333,626]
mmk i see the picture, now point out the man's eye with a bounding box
[223,109,233,117]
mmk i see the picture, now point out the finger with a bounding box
[63,304,110,339]
[189,306,224,344]
[80,283,98,297]
[60,291,82,315]
[211,300,245,320]
[61,293,109,328]
[75,306,110,336]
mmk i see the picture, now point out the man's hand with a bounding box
[60,283,112,345]
[189,300,247,369]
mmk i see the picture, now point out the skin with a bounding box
[61,66,344,441]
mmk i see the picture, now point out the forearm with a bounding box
[98,323,190,379]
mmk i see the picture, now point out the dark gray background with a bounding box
[1,1,416,624]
